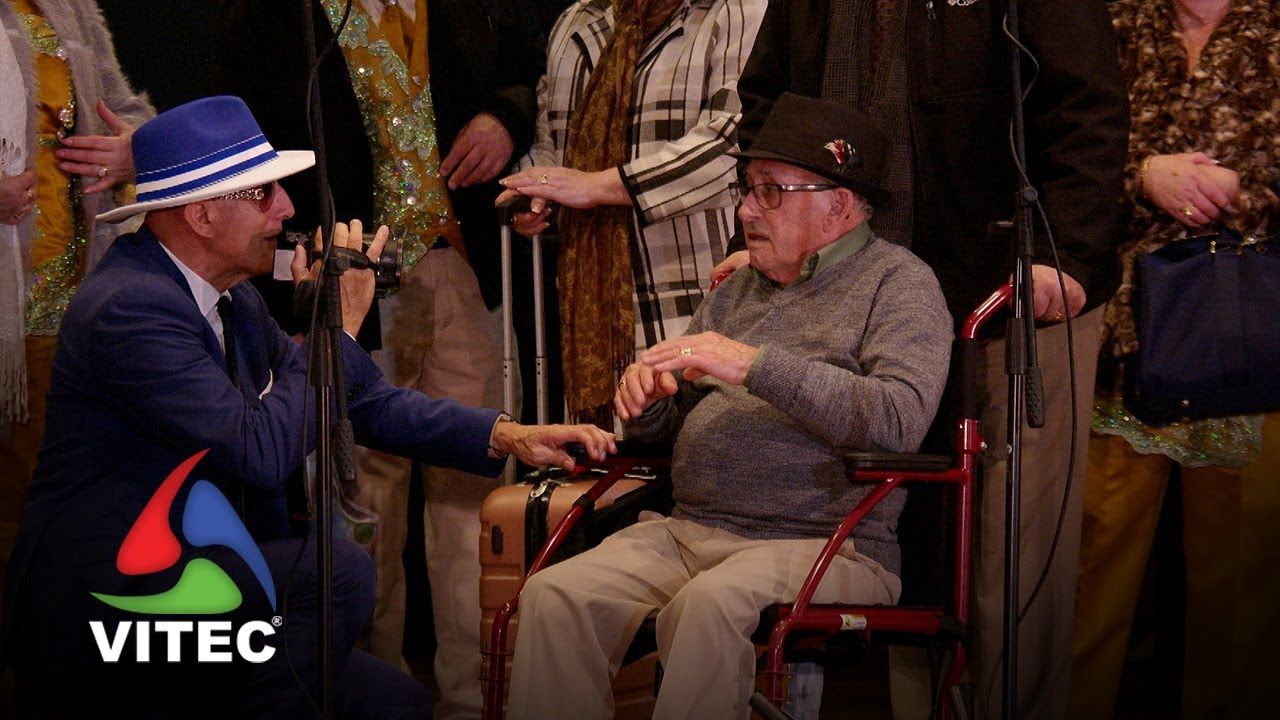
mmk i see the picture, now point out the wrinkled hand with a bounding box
[498,166,627,210]
[1143,152,1237,227]
[290,219,389,337]
[440,113,514,189]
[709,249,750,286]
[55,101,136,194]
[1029,265,1086,323]
[0,170,36,225]
[490,421,617,471]
[614,362,679,422]
[640,331,759,385]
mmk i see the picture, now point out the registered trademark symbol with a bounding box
[272,615,283,627]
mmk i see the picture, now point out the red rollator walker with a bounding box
[484,204,1010,719]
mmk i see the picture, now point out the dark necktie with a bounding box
[216,296,238,387]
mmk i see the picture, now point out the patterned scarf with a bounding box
[559,0,683,422]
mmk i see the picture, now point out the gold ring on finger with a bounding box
[680,347,693,356]
[539,173,549,185]
[1181,205,1195,218]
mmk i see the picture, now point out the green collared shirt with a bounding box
[752,222,873,288]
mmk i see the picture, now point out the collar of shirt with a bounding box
[753,221,873,289]
[158,242,230,350]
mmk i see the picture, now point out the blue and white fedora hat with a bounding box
[97,95,314,223]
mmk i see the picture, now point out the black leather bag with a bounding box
[1125,229,1280,426]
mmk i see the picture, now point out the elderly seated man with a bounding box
[506,93,954,720]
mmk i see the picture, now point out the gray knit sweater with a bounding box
[626,234,953,575]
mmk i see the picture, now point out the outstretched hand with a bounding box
[491,421,617,471]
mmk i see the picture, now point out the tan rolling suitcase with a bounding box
[485,205,671,718]
[479,458,670,719]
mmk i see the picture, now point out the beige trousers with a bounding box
[507,514,901,720]
[358,247,508,720]
[1070,417,1280,720]
[890,307,1102,720]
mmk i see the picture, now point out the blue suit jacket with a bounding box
[3,227,501,670]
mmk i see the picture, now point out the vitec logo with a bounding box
[88,450,279,663]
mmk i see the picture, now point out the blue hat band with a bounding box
[135,138,277,204]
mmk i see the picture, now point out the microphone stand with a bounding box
[998,2,1047,718]
[298,1,354,717]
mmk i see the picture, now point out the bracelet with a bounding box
[1138,155,1153,196]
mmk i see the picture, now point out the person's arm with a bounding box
[619,310,713,444]
[51,4,154,195]
[1022,0,1130,308]
[645,263,954,452]
[617,0,767,225]
[91,286,317,490]
[473,0,542,158]
[747,266,953,452]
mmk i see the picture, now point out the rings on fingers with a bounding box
[539,173,549,185]
[24,189,33,203]
[679,347,693,356]
[1181,205,1195,218]
[97,166,108,179]
[618,378,627,388]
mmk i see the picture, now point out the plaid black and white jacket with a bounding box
[527,0,767,350]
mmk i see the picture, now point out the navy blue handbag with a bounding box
[1125,229,1280,426]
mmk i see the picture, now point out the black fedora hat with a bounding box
[732,93,890,206]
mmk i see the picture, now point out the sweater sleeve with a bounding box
[745,263,953,452]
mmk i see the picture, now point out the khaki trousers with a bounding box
[358,247,508,720]
[1070,416,1280,720]
[507,514,901,720]
[891,307,1102,720]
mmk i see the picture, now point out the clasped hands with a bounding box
[614,332,759,421]
[1142,151,1240,228]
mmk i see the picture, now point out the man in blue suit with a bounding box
[1,96,614,718]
